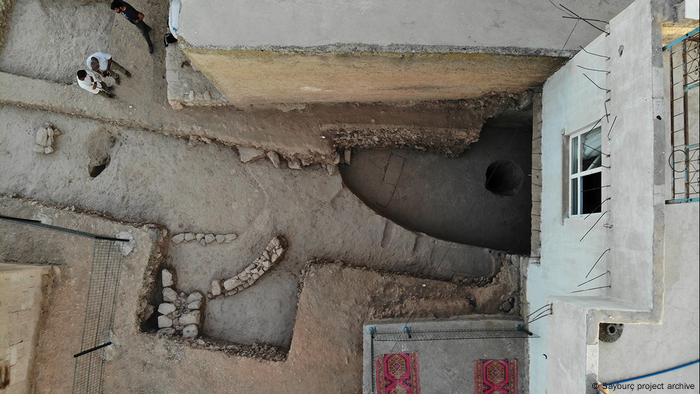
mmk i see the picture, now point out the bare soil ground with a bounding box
[0,0,527,391]
[1,197,522,394]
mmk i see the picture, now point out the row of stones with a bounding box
[238,146,350,175]
[210,236,286,298]
[157,268,204,338]
[171,232,237,246]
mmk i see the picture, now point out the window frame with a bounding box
[568,125,604,217]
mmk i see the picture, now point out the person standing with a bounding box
[76,70,116,99]
[110,0,154,54]
[87,52,132,85]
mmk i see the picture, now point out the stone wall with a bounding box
[0,263,53,394]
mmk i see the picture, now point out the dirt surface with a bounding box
[0,0,535,165]
[0,0,528,391]
[0,104,517,349]
[1,197,521,393]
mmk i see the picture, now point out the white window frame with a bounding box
[569,125,604,216]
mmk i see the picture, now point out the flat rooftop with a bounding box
[178,0,634,51]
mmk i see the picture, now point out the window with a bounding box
[569,126,603,215]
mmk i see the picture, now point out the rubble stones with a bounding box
[210,236,287,299]
[155,267,205,339]
[33,123,60,154]
[161,269,175,287]
[171,232,238,246]
[163,287,177,302]
[287,158,302,170]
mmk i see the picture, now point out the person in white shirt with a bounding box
[87,52,131,85]
[76,70,115,99]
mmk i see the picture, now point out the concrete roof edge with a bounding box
[177,41,578,58]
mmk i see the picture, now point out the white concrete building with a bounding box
[527,0,698,392]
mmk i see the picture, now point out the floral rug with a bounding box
[375,352,421,394]
[474,359,518,394]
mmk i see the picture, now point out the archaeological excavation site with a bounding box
[1,0,698,393]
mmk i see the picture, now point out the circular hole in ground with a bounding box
[89,156,110,177]
[484,160,524,196]
[86,129,115,178]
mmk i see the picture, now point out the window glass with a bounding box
[581,127,602,171]
[571,178,579,215]
[571,136,579,174]
[581,172,602,214]
[569,125,604,216]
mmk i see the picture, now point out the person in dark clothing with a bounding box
[110,0,154,54]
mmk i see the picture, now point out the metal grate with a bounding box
[372,328,534,342]
[666,29,699,204]
[72,239,124,394]
[0,214,127,394]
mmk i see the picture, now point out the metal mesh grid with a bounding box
[372,328,534,342]
[72,239,124,394]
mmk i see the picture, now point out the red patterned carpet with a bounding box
[474,359,518,394]
[375,352,421,394]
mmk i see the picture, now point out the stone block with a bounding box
[183,233,195,241]
[180,311,201,326]
[182,324,198,338]
[204,234,215,243]
[188,300,201,310]
[224,233,237,243]
[158,303,176,315]
[157,327,176,336]
[161,269,175,287]
[163,287,177,302]
[172,233,185,244]
[158,315,173,328]
[223,278,242,291]
[211,280,221,296]
[196,233,204,241]
[187,292,203,304]
[215,234,225,243]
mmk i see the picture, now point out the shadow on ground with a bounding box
[340,116,532,254]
